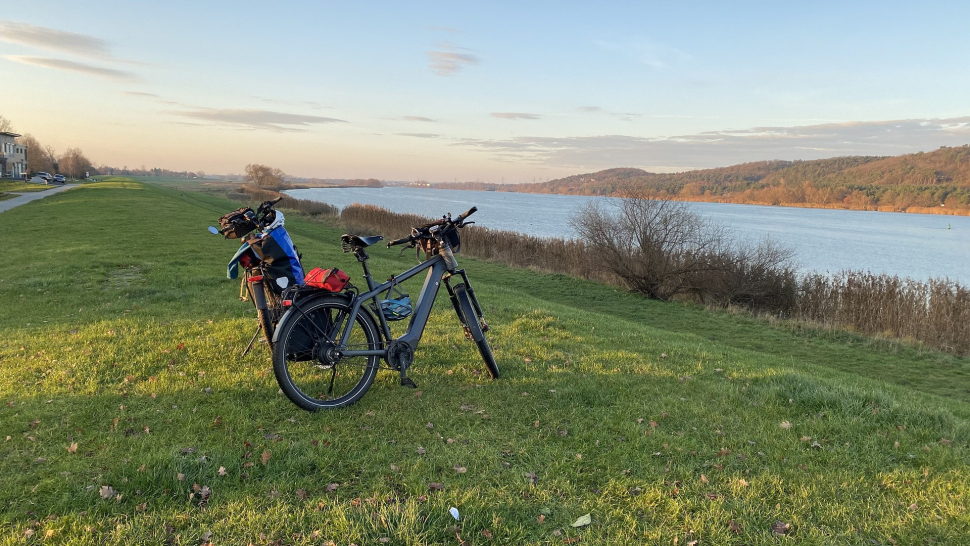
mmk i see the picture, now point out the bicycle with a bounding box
[270,206,499,410]
[208,197,305,355]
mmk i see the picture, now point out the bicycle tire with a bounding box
[454,283,499,379]
[272,294,381,410]
[248,281,279,352]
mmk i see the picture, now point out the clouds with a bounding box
[402,116,437,122]
[0,19,141,82]
[170,108,347,132]
[491,112,542,120]
[427,42,479,76]
[0,20,112,60]
[454,117,970,171]
[5,55,138,81]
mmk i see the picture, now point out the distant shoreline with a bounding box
[412,185,970,217]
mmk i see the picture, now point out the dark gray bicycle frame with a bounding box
[337,252,453,359]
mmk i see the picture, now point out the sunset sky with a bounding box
[2,1,969,182]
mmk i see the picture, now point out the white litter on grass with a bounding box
[449,507,460,520]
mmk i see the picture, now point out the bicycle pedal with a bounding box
[400,376,418,389]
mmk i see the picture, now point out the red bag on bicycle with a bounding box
[304,267,350,292]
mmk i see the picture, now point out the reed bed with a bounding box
[796,272,970,354]
[230,185,339,217]
[335,202,970,355]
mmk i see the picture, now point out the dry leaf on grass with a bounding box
[99,485,116,499]
[453,465,467,473]
[260,450,271,465]
[325,483,338,492]
[780,421,792,429]
[67,442,78,453]
[728,519,742,534]
[570,514,591,528]
[429,482,445,491]
[771,521,791,535]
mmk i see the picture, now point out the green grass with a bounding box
[0,178,967,544]
[0,180,55,193]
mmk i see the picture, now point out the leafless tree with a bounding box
[17,134,54,173]
[0,115,13,133]
[245,163,287,190]
[58,148,93,178]
[572,190,796,310]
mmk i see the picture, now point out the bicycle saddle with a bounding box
[342,234,384,248]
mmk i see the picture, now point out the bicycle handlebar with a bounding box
[385,206,478,248]
[456,206,477,224]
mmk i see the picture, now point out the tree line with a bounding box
[436,145,970,215]
[1,114,94,179]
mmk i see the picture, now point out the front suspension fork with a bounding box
[444,270,490,336]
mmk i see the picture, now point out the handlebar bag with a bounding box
[218,207,258,239]
[304,267,350,292]
[248,227,305,294]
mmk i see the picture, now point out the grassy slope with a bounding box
[0,179,967,544]
[0,180,53,201]
[0,181,55,193]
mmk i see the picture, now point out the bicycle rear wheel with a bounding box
[454,283,499,379]
[272,295,381,410]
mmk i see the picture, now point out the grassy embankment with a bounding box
[0,180,53,202]
[0,178,968,544]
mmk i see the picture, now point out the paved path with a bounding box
[0,184,80,213]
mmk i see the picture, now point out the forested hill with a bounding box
[435,145,970,214]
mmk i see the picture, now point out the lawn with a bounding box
[0,180,56,193]
[0,178,967,544]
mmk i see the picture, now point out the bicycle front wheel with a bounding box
[454,283,499,379]
[272,295,381,410]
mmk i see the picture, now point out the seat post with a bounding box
[357,247,378,292]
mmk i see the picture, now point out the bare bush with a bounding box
[572,193,795,309]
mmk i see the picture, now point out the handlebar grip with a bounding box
[457,206,477,222]
[387,236,411,247]
[270,196,283,205]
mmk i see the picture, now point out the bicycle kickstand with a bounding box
[241,324,262,357]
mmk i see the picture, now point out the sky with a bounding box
[2,1,969,182]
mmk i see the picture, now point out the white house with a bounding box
[0,132,27,178]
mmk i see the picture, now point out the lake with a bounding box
[286,186,969,283]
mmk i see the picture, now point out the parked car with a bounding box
[35,172,53,183]
[53,174,66,183]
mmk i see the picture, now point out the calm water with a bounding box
[287,186,970,283]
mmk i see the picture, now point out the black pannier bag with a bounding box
[218,207,258,239]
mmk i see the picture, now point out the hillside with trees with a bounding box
[434,145,970,215]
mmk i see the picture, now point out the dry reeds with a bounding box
[230,186,339,217]
[796,272,970,354]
